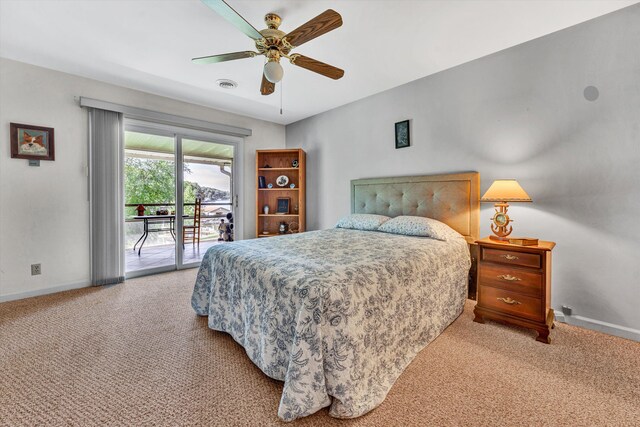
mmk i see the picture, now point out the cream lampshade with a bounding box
[481,180,531,241]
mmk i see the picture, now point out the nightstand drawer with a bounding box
[478,286,543,322]
[482,248,541,269]
[479,264,543,297]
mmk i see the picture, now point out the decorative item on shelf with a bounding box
[156,209,169,215]
[10,123,55,161]
[267,183,273,189]
[276,175,289,187]
[294,204,299,214]
[263,205,270,215]
[395,119,410,149]
[136,204,145,216]
[292,159,299,168]
[508,237,539,246]
[262,164,272,168]
[276,197,291,214]
[279,221,288,234]
[290,183,296,189]
[258,176,266,188]
[289,221,299,233]
[481,179,532,241]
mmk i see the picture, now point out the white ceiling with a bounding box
[0,0,636,125]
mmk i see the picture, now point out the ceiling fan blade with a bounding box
[283,9,342,48]
[192,51,257,64]
[201,0,263,40]
[289,54,344,80]
[260,74,275,96]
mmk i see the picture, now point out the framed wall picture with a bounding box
[10,123,55,161]
[276,197,291,214]
[395,120,410,149]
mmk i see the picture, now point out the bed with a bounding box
[191,172,480,421]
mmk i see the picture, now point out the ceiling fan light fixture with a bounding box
[195,2,344,95]
[264,61,284,83]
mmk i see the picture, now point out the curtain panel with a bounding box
[89,108,125,285]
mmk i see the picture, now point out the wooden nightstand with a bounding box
[473,237,556,343]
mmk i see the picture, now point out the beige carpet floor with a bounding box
[1,269,638,426]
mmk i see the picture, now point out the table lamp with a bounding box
[481,179,532,241]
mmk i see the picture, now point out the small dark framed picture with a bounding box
[276,197,291,214]
[395,120,410,149]
[10,123,55,161]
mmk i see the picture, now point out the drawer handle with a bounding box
[497,274,521,281]
[497,297,521,305]
[502,254,519,260]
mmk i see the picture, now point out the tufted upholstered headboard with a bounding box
[351,172,480,243]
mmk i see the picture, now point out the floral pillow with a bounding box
[378,215,460,241]
[335,214,391,231]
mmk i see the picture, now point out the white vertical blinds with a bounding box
[89,108,125,285]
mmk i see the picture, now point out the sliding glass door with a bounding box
[124,129,177,274]
[177,136,236,268]
[124,120,242,277]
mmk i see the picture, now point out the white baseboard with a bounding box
[554,311,640,342]
[0,281,90,303]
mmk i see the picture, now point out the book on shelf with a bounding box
[508,237,539,246]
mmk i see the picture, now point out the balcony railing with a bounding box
[124,201,231,216]
[124,201,233,248]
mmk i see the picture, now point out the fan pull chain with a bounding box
[280,79,283,115]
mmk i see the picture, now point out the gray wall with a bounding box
[0,58,285,300]
[286,6,640,335]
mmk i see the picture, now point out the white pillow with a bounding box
[378,216,459,241]
[335,214,391,231]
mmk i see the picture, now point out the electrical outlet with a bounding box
[31,264,41,276]
[561,305,573,316]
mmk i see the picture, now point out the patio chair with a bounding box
[183,198,202,248]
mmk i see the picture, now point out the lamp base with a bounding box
[489,202,513,242]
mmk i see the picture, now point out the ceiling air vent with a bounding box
[216,79,238,89]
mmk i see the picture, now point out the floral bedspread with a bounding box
[191,228,470,421]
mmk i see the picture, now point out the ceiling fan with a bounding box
[192,0,344,96]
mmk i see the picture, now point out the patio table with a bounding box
[132,215,188,256]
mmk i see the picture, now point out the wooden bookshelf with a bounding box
[255,149,306,237]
